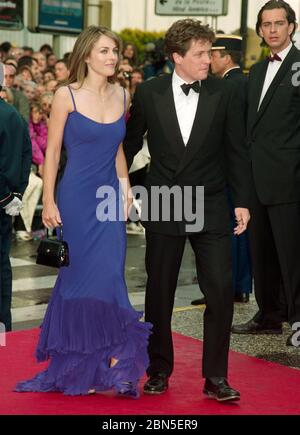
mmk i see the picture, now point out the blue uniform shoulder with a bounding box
[0,98,22,119]
[0,99,25,126]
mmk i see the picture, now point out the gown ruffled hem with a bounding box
[15,282,152,396]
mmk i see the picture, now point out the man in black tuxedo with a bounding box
[0,68,32,331]
[124,19,251,402]
[192,35,252,307]
[232,1,300,344]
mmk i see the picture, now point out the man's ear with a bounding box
[225,53,232,64]
[289,22,297,36]
[173,52,183,65]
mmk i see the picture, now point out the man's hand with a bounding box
[38,164,44,179]
[234,208,250,236]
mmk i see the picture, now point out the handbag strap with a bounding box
[46,225,63,241]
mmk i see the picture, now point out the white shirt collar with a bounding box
[271,42,293,62]
[172,70,201,96]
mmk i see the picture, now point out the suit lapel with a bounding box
[252,46,298,130]
[248,60,268,132]
[175,80,222,176]
[153,78,186,157]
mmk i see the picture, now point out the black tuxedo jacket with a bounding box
[247,44,300,205]
[0,98,32,206]
[124,74,251,235]
[224,68,248,117]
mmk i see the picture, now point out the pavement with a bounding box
[10,233,300,371]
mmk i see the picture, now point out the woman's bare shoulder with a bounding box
[115,84,130,103]
[52,86,73,112]
[54,85,71,98]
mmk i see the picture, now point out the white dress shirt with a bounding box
[172,70,200,146]
[258,42,292,110]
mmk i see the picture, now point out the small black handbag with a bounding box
[36,226,70,268]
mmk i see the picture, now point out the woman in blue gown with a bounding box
[16,26,151,397]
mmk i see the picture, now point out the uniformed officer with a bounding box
[211,35,252,303]
[0,62,32,331]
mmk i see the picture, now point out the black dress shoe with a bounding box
[144,373,169,395]
[234,293,250,303]
[203,377,240,402]
[231,318,282,335]
[191,297,206,306]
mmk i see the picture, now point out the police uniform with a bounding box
[0,96,32,330]
[212,35,252,303]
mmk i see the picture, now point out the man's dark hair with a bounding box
[0,42,11,54]
[219,50,242,66]
[40,44,53,53]
[256,0,297,42]
[63,52,72,62]
[55,58,69,67]
[22,46,34,54]
[17,56,38,69]
[131,67,144,78]
[165,19,215,62]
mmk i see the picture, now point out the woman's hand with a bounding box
[42,201,62,229]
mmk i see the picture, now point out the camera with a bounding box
[123,71,131,80]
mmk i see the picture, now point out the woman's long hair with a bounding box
[66,26,121,87]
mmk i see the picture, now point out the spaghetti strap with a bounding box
[123,87,126,115]
[68,86,77,112]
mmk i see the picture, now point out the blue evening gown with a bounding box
[16,86,151,396]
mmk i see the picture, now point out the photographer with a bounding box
[117,58,133,92]
[130,68,144,97]
[143,39,173,79]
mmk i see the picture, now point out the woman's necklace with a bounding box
[81,85,114,103]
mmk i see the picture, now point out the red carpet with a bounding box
[1,328,300,415]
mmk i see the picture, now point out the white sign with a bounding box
[155,0,228,16]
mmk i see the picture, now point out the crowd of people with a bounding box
[0,38,165,240]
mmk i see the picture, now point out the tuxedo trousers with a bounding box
[249,186,300,326]
[144,193,234,378]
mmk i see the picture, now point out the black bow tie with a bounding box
[181,81,200,96]
[268,53,282,62]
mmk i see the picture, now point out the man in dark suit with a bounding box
[210,35,247,105]
[0,66,32,331]
[211,35,252,304]
[124,19,251,402]
[4,63,30,122]
[232,1,300,344]
[192,35,252,307]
